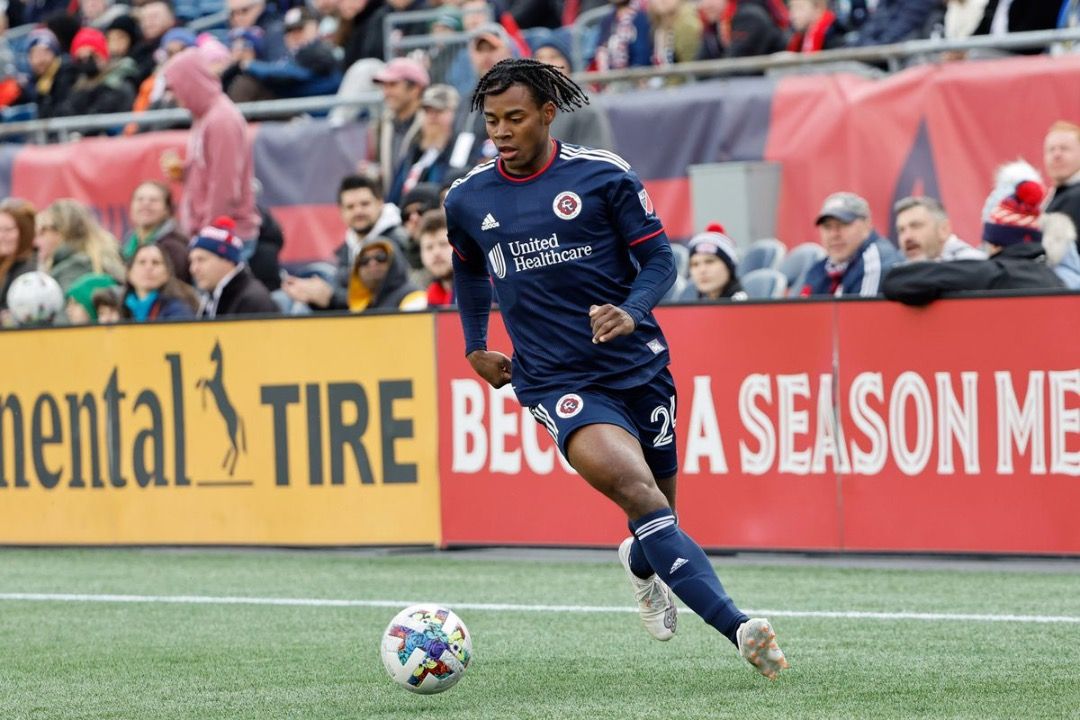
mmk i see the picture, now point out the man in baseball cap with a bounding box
[801,191,901,297]
[368,57,430,198]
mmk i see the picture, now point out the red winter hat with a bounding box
[983,180,1044,247]
[71,27,110,63]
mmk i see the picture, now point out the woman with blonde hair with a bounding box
[0,198,39,311]
[34,198,124,292]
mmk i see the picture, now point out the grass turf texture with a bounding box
[1,549,1078,719]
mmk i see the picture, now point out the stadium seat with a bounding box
[740,268,788,299]
[736,238,786,277]
[777,242,826,296]
[670,241,689,278]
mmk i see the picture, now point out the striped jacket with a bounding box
[802,231,902,298]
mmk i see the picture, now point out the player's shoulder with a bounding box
[556,142,633,175]
[444,159,498,206]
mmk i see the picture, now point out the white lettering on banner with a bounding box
[489,384,520,474]
[683,376,727,474]
[777,374,812,475]
[449,379,574,476]
[1049,370,1080,476]
[451,379,486,473]
[936,372,980,474]
[812,373,851,474]
[888,372,935,476]
[739,374,775,475]
[995,371,1045,475]
[449,370,1079,478]
[849,372,888,476]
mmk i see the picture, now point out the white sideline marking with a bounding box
[0,593,1078,624]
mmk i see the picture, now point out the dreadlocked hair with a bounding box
[471,58,590,113]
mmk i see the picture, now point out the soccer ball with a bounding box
[6,271,64,327]
[380,604,472,695]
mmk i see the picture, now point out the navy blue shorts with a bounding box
[527,368,679,479]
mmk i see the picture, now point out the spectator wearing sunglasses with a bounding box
[348,238,427,312]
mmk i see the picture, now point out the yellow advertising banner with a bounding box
[0,314,440,545]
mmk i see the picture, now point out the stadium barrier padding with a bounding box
[1,296,1075,553]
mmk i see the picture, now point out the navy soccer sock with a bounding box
[625,522,655,580]
[631,508,749,646]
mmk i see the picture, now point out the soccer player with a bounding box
[444,59,788,679]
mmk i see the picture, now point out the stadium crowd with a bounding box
[0,108,1076,327]
[0,0,1076,325]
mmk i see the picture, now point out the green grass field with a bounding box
[1,548,1078,720]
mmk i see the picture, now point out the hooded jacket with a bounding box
[883,243,1066,306]
[347,240,426,313]
[330,204,409,310]
[164,49,261,241]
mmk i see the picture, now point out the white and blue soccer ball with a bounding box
[6,271,64,327]
[380,604,472,695]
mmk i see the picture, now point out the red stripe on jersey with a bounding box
[497,139,558,183]
[450,243,468,261]
[629,228,665,246]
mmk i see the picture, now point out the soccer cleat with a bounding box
[737,618,790,680]
[618,536,677,641]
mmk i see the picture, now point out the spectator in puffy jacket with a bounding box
[883,181,1065,305]
[235,6,342,99]
[347,237,427,312]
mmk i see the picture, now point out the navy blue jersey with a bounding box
[444,139,675,406]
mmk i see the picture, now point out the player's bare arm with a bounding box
[589,304,635,343]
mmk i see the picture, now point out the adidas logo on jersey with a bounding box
[669,557,688,574]
[481,213,500,231]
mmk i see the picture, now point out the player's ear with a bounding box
[541,100,557,127]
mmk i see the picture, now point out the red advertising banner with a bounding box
[437,297,1080,554]
[835,296,1080,554]
[436,304,840,550]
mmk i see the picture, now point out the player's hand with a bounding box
[589,304,635,343]
[467,350,512,389]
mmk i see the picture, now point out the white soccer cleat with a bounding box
[737,618,789,680]
[618,536,677,641]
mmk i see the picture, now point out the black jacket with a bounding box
[1046,182,1080,252]
[202,266,278,318]
[698,0,788,60]
[882,243,1065,306]
[341,0,387,69]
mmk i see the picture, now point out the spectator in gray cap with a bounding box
[801,191,901,297]
[531,28,615,150]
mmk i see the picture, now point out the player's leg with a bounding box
[569,426,750,644]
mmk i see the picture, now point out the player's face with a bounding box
[896,205,948,262]
[689,253,730,299]
[339,187,383,235]
[420,229,453,280]
[818,216,870,264]
[483,84,556,175]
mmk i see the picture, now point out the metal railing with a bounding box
[0,91,384,142]
[2,26,1078,142]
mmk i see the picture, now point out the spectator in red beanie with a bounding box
[53,27,137,120]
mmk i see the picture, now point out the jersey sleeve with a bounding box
[607,167,665,250]
[445,190,493,355]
